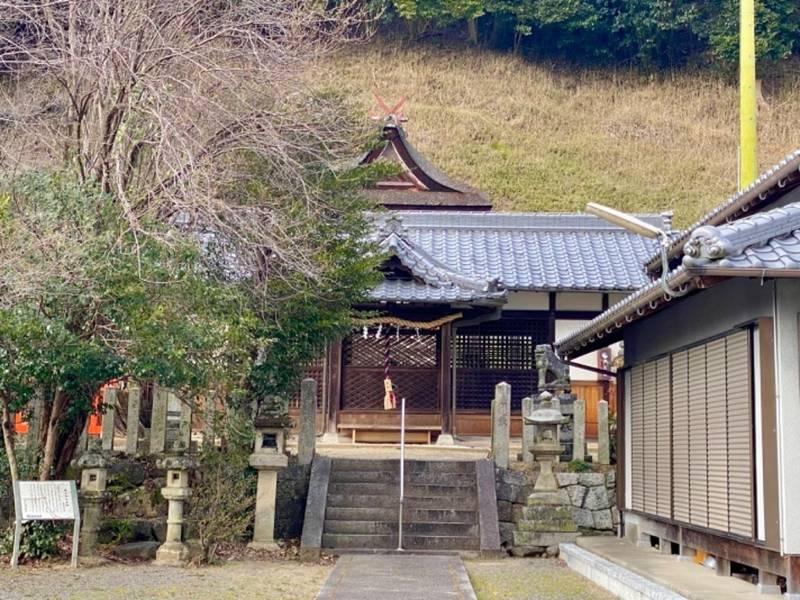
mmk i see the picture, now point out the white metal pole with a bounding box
[397,396,405,552]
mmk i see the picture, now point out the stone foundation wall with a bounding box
[495,466,618,553]
[274,457,311,539]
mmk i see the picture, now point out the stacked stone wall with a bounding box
[495,466,618,553]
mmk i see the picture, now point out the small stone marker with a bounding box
[491,382,511,469]
[101,388,117,451]
[572,397,586,462]
[150,386,168,454]
[521,396,534,465]
[297,378,317,466]
[125,386,141,455]
[597,399,610,465]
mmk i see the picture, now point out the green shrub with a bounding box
[0,521,65,561]
[567,459,592,473]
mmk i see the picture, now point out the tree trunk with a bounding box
[1,396,19,483]
[467,18,478,45]
[53,413,88,477]
[39,389,66,481]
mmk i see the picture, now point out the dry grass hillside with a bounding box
[318,41,800,226]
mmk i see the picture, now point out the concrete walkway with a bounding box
[569,536,772,599]
[316,554,477,600]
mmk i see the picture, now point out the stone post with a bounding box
[597,399,610,465]
[101,388,117,451]
[572,397,586,462]
[76,440,109,556]
[179,398,193,451]
[27,391,45,453]
[521,396,535,465]
[150,385,168,454]
[154,443,197,566]
[491,382,511,469]
[249,425,289,549]
[297,378,317,467]
[203,393,216,448]
[125,386,141,455]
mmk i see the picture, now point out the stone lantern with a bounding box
[154,442,197,566]
[527,391,563,492]
[76,438,109,556]
[248,413,289,550]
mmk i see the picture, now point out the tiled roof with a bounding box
[556,200,800,358]
[369,211,660,301]
[645,148,800,274]
[683,201,800,271]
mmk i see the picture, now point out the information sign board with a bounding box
[11,480,80,568]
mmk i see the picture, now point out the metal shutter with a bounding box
[688,345,708,528]
[655,356,672,519]
[726,330,753,538]
[629,364,645,512]
[643,362,658,515]
[671,350,690,523]
[706,337,729,532]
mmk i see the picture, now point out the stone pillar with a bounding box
[491,382,511,469]
[27,391,45,453]
[572,397,586,462]
[715,556,731,577]
[179,399,193,451]
[125,386,141,455]
[203,393,216,448]
[76,440,109,556]
[101,388,117,451]
[521,396,535,465]
[154,445,197,566]
[297,378,317,467]
[597,399,610,465]
[150,385,168,454]
[249,426,289,550]
[677,544,696,562]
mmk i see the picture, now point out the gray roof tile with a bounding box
[369,211,659,301]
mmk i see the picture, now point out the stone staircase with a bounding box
[320,459,482,552]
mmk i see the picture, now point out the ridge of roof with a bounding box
[556,198,800,358]
[644,148,800,274]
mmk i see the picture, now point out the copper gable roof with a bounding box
[361,123,492,211]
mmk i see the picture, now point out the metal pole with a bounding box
[739,0,757,189]
[397,396,405,552]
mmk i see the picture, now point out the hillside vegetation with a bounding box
[319,41,800,226]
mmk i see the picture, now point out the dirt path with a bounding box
[0,560,333,600]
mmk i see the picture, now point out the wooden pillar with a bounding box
[438,323,453,436]
[787,555,800,596]
[325,340,343,435]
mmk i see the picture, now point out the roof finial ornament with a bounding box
[371,92,408,127]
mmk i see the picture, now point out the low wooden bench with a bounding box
[337,423,442,444]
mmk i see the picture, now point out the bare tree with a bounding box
[0,0,376,287]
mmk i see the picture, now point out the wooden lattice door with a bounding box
[455,315,550,412]
[341,331,439,411]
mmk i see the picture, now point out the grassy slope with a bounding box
[318,41,800,226]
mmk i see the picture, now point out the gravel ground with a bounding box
[0,560,333,600]
[464,558,615,600]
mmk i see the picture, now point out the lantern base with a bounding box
[154,541,189,566]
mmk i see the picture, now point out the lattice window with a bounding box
[455,316,550,411]
[342,331,439,411]
[288,359,324,409]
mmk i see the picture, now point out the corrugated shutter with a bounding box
[706,337,729,532]
[655,356,672,519]
[688,345,708,528]
[629,364,645,512]
[726,329,753,538]
[671,350,690,523]
[643,362,658,515]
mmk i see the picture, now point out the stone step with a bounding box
[326,494,478,510]
[327,481,476,498]
[329,470,476,486]
[325,506,478,523]
[403,483,476,498]
[330,459,476,474]
[322,533,481,551]
[323,520,479,537]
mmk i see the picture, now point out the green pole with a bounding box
[739,0,757,189]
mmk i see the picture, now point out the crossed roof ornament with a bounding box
[371,92,408,126]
